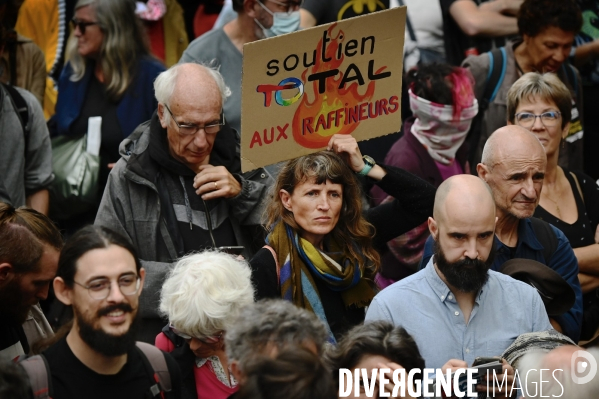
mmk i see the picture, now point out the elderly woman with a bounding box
[250,135,436,342]
[328,321,424,398]
[464,0,583,170]
[50,0,164,227]
[156,251,254,399]
[507,72,599,343]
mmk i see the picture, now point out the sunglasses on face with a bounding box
[168,323,224,344]
[71,18,100,35]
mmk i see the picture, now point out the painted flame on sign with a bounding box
[292,25,377,149]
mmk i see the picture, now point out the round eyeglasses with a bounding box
[163,104,224,136]
[515,111,561,128]
[168,323,224,344]
[73,275,141,300]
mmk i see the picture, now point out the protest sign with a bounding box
[241,7,406,171]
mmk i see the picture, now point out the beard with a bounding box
[0,277,34,325]
[434,240,496,293]
[73,302,140,357]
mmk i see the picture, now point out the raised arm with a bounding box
[449,0,519,37]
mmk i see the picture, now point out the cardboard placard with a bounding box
[241,7,406,172]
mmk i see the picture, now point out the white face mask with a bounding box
[254,1,301,38]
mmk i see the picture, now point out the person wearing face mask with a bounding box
[180,0,301,140]
[463,0,584,172]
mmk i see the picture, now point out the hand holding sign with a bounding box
[241,7,407,171]
[328,134,387,181]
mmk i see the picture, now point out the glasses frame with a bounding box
[73,275,141,301]
[515,111,562,128]
[163,104,224,136]
[168,324,224,344]
[71,18,100,35]
[264,0,303,14]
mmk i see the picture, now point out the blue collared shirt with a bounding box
[419,218,582,342]
[365,259,552,370]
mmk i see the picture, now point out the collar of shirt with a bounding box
[423,258,486,306]
[494,218,544,258]
[195,356,238,388]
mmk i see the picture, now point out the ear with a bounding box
[157,103,168,129]
[279,189,293,212]
[244,0,260,18]
[0,263,13,282]
[477,163,489,181]
[137,268,146,296]
[428,217,438,240]
[230,360,246,385]
[561,121,571,140]
[53,277,73,306]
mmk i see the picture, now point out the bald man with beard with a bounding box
[366,175,551,393]
[420,126,583,342]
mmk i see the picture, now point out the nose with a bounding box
[531,115,545,131]
[37,283,51,301]
[464,239,479,260]
[553,48,567,65]
[192,129,208,149]
[521,178,537,200]
[316,195,331,211]
[105,280,126,303]
[188,337,203,352]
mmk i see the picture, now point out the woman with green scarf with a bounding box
[250,134,436,342]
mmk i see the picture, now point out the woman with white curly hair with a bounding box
[156,250,254,399]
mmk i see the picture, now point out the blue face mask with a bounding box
[255,1,301,38]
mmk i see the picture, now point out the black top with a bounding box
[0,320,28,360]
[43,337,182,399]
[534,170,599,249]
[249,165,436,340]
[440,0,509,66]
[534,169,599,341]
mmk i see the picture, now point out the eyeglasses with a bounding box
[168,323,224,344]
[264,0,303,14]
[515,111,561,128]
[73,275,141,300]
[163,104,224,136]
[71,18,99,35]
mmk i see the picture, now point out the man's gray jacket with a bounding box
[95,116,272,326]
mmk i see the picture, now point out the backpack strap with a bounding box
[570,171,585,206]
[136,342,172,398]
[562,62,579,98]
[467,47,507,169]
[19,354,52,399]
[263,245,281,289]
[529,217,559,265]
[2,83,30,154]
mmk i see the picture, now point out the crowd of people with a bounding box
[2,0,599,398]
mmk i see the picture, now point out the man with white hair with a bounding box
[95,63,271,342]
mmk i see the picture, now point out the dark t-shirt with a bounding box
[440,0,509,65]
[302,0,389,25]
[0,321,28,361]
[43,337,182,399]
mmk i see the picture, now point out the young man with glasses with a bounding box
[38,225,182,399]
[95,63,271,342]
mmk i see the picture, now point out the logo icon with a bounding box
[571,350,597,384]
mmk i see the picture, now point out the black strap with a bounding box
[529,217,558,265]
[136,342,172,398]
[7,30,18,86]
[467,47,506,171]
[2,83,30,154]
[396,0,417,43]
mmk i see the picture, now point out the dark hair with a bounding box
[57,225,141,287]
[236,347,337,399]
[518,0,582,38]
[0,203,63,273]
[265,152,380,281]
[329,321,425,374]
[231,0,244,13]
[406,63,475,121]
